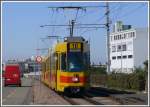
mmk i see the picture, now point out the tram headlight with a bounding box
[72,77,79,82]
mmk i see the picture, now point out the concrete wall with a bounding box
[133,28,148,68]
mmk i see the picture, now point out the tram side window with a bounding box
[61,54,66,71]
[51,53,56,71]
[56,55,58,70]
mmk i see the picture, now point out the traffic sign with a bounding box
[36,56,42,63]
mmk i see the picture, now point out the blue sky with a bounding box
[2,2,148,64]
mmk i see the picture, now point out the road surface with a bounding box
[2,77,33,105]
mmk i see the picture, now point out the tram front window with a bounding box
[67,52,84,72]
[61,53,66,70]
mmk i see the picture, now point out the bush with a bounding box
[89,66,107,86]
[89,60,148,91]
[89,66,107,75]
[106,68,146,91]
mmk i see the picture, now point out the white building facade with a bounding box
[110,27,148,73]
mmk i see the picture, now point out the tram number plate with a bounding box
[69,43,81,51]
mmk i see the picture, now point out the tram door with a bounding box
[55,53,60,90]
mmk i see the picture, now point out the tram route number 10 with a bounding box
[69,43,81,50]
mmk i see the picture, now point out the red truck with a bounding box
[4,64,22,87]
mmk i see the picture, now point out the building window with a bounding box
[123,55,127,59]
[129,32,135,38]
[116,35,118,40]
[118,35,120,40]
[115,35,117,40]
[122,44,127,51]
[117,45,122,52]
[117,35,119,40]
[133,32,135,37]
[121,34,124,39]
[130,33,132,38]
[124,34,126,39]
[112,56,116,60]
[130,32,133,37]
[131,32,135,38]
[117,56,121,59]
[119,35,121,40]
[128,55,133,58]
[114,36,116,40]
[112,46,116,52]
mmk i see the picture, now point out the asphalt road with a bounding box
[2,77,33,105]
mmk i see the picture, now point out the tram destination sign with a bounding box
[68,42,83,52]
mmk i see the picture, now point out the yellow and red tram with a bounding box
[41,37,90,94]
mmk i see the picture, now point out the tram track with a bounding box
[88,87,146,105]
[63,96,94,105]
[37,78,145,105]
[87,88,122,105]
[62,95,103,105]
[83,95,103,105]
[54,88,120,105]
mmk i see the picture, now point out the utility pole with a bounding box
[106,2,110,74]
[121,39,123,73]
[71,20,75,37]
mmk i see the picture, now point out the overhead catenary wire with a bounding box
[51,9,56,38]
[110,3,123,22]
[43,3,110,44]
[74,8,79,21]
[78,11,106,37]
[45,3,146,36]
[119,3,145,19]
[46,4,108,37]
[79,28,99,37]
[48,5,106,9]
[48,5,106,26]
[77,4,107,37]
[77,7,105,22]
[40,23,105,27]
[77,26,105,29]
[110,3,146,21]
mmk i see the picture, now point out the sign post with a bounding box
[35,56,42,80]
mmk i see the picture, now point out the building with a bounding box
[24,57,42,73]
[2,63,5,72]
[5,57,42,75]
[110,21,148,73]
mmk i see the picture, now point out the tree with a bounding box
[143,60,148,72]
[143,60,148,92]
